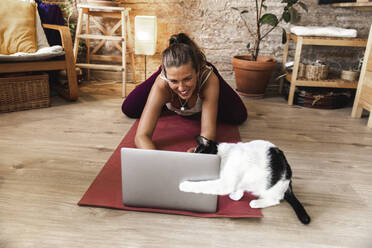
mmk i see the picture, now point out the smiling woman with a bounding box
[121,33,247,152]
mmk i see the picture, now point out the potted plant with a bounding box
[232,0,307,97]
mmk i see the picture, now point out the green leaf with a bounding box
[298,2,308,12]
[282,10,290,23]
[60,3,66,9]
[246,43,251,49]
[263,4,267,10]
[282,28,287,44]
[241,10,248,14]
[231,7,239,11]
[259,14,279,26]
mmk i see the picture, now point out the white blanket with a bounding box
[0,45,65,62]
[290,25,357,38]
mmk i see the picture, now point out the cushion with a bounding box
[0,45,64,62]
[21,0,49,49]
[37,2,65,46]
[0,0,38,55]
[35,10,50,49]
[290,25,357,38]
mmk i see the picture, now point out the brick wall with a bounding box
[57,0,372,95]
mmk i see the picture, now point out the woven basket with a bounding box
[0,74,50,113]
[341,70,359,81]
[295,88,352,109]
[297,63,306,79]
[305,64,329,80]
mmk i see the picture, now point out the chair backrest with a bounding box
[351,24,372,128]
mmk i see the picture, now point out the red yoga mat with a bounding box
[78,115,263,218]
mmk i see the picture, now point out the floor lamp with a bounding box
[135,16,157,80]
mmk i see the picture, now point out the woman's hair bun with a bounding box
[169,35,179,45]
[169,33,189,45]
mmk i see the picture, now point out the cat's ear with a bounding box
[194,136,218,154]
[195,135,209,146]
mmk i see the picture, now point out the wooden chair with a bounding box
[351,24,372,128]
[0,24,78,101]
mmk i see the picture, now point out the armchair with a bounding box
[0,24,78,101]
[0,0,78,101]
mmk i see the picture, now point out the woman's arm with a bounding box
[135,77,170,149]
[200,71,220,141]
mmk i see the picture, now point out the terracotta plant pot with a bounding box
[232,55,277,98]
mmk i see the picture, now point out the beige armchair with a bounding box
[0,23,78,101]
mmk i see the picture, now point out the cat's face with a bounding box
[164,62,198,100]
[194,136,218,154]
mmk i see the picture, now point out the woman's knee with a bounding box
[122,104,139,119]
[218,109,247,125]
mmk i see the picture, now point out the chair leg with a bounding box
[73,8,84,63]
[367,112,372,128]
[130,51,136,84]
[121,10,127,98]
[86,12,91,81]
[352,105,363,118]
[288,84,296,105]
[65,61,79,100]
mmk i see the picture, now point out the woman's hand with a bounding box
[187,147,196,153]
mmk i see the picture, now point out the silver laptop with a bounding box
[121,148,221,213]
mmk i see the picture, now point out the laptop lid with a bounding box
[121,148,220,213]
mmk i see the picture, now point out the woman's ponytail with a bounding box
[162,33,206,74]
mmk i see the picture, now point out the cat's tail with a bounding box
[284,182,311,224]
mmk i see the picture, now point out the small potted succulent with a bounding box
[232,0,307,97]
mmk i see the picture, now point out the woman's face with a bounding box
[165,62,198,100]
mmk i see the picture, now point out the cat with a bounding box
[180,136,311,224]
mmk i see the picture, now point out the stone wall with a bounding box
[56,0,372,95]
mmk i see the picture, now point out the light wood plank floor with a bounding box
[1,82,372,248]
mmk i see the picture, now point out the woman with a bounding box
[122,33,247,152]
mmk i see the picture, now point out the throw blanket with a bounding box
[0,45,65,62]
[290,25,357,38]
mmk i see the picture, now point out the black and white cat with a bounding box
[180,136,311,224]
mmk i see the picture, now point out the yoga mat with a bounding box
[78,115,263,218]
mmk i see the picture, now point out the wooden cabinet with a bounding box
[280,34,367,105]
[351,24,372,128]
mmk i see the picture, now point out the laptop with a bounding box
[121,147,221,213]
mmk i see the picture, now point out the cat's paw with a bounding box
[250,199,279,208]
[229,191,244,201]
[179,181,192,192]
[249,200,261,208]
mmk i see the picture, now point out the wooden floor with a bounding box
[1,81,372,248]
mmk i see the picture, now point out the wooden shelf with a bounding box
[77,34,124,41]
[285,74,358,88]
[331,1,372,10]
[76,63,124,71]
[280,34,367,105]
[289,34,367,47]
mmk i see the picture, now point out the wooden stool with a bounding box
[73,4,136,98]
